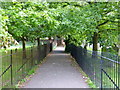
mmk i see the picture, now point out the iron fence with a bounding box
[67,44,120,89]
[0,41,53,88]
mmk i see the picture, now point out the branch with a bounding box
[97,20,109,28]
[98,29,117,33]
[110,21,120,23]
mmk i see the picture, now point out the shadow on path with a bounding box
[23,46,89,88]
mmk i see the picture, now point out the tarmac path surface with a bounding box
[23,46,89,88]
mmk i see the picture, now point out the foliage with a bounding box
[0,1,119,54]
[0,8,17,49]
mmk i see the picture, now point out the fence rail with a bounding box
[67,44,120,89]
[0,40,55,88]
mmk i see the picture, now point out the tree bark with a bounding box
[22,37,26,59]
[48,37,53,52]
[92,32,98,58]
[37,38,40,47]
[48,37,51,40]
[37,38,40,62]
[84,43,87,49]
[93,32,98,51]
[65,39,69,52]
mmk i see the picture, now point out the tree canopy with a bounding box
[0,1,119,54]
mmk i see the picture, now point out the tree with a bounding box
[0,8,17,49]
[1,1,119,55]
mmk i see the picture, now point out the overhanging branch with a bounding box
[97,20,109,28]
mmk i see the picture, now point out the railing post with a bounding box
[10,50,13,85]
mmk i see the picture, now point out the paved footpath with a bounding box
[23,46,89,88]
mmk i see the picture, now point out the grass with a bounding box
[0,40,49,52]
[70,55,97,88]
[15,65,38,88]
[87,46,101,52]
[0,41,37,52]
[2,47,33,88]
[70,53,120,88]
[101,63,120,88]
[16,54,48,88]
[78,68,97,88]
[1,41,48,88]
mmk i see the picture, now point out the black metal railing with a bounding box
[0,40,54,88]
[67,44,120,89]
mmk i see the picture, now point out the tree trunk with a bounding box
[48,37,53,52]
[93,32,98,51]
[84,43,87,49]
[65,39,69,52]
[48,37,51,40]
[37,38,40,47]
[92,32,98,58]
[22,37,26,59]
[37,38,40,62]
[84,43,87,56]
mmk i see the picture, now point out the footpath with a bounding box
[23,46,89,88]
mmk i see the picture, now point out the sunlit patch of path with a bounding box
[23,46,89,88]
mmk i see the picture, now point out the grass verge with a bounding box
[15,54,48,88]
[70,55,97,88]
